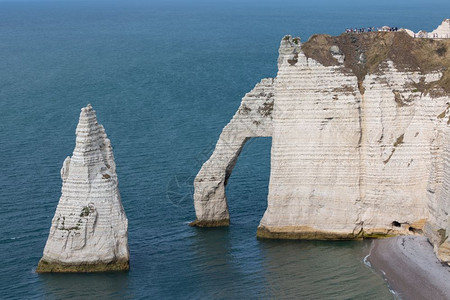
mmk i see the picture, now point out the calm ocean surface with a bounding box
[1,0,449,298]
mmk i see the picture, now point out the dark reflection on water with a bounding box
[39,272,130,299]
[189,227,242,298]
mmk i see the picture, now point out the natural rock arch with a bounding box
[189,78,275,227]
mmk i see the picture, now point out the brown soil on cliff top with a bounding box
[301,31,450,94]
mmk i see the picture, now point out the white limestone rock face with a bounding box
[259,38,448,240]
[426,122,450,264]
[405,19,450,39]
[356,66,443,236]
[400,28,415,38]
[191,33,450,265]
[37,105,129,272]
[259,37,363,238]
[430,19,450,39]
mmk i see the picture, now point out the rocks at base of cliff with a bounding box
[37,104,129,273]
[189,219,230,227]
[36,259,129,273]
[256,225,366,240]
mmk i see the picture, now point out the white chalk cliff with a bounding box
[403,19,450,39]
[37,104,129,272]
[431,19,450,38]
[192,29,450,265]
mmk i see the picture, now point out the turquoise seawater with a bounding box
[1,0,449,298]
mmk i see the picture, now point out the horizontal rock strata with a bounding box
[37,105,129,272]
[193,29,450,265]
[190,78,274,226]
[425,123,450,263]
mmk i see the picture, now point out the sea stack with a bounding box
[37,104,129,272]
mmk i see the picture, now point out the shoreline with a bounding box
[366,236,450,299]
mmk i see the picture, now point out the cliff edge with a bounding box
[192,23,450,265]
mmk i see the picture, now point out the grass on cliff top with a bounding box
[301,31,450,95]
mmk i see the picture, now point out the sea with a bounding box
[1,0,449,299]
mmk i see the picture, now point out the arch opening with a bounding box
[190,78,275,227]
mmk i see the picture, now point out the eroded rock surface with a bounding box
[37,105,129,272]
[426,122,450,264]
[259,36,447,242]
[190,79,274,227]
[192,29,450,265]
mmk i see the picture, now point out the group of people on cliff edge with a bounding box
[345,26,399,33]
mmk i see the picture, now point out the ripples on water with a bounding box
[1,0,448,298]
